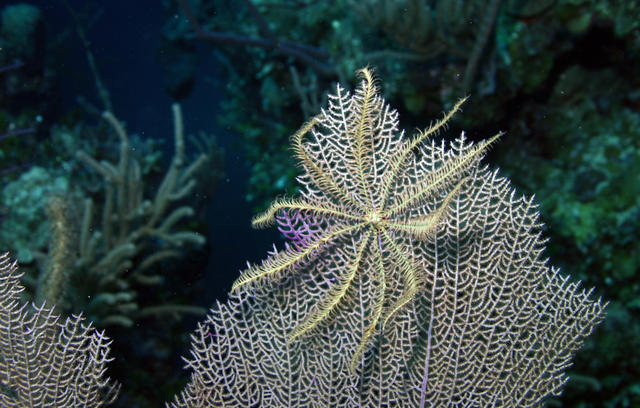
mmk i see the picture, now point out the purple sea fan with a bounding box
[276,209,323,250]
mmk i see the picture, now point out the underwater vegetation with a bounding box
[0,0,637,406]
[2,69,605,407]
[162,0,638,405]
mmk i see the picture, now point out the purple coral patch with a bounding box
[276,210,322,250]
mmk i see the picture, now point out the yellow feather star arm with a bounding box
[352,67,377,208]
[379,97,468,204]
[350,233,386,374]
[251,197,361,229]
[384,176,467,240]
[288,229,372,343]
[231,222,367,292]
[384,132,502,217]
[380,229,418,329]
[292,117,366,212]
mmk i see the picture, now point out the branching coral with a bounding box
[41,104,209,327]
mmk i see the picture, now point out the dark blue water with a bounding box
[26,0,281,305]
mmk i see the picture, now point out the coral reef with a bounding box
[171,69,605,408]
[0,0,636,404]
[0,167,72,263]
[0,67,607,408]
[163,2,638,402]
[59,104,208,327]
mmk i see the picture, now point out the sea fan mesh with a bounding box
[0,253,119,407]
[169,75,606,408]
